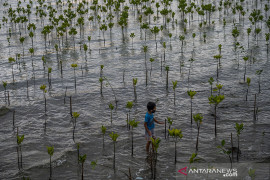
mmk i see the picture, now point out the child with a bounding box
[144,102,164,153]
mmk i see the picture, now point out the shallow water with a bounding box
[0,0,270,179]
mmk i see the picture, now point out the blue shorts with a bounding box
[145,128,156,141]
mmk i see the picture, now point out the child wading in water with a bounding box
[144,102,164,153]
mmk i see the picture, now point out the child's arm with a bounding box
[154,117,165,124]
[144,122,152,136]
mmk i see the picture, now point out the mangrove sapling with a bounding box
[234,123,244,162]
[72,112,80,141]
[149,58,154,76]
[179,35,185,51]
[17,134,24,169]
[150,26,160,50]
[243,56,249,81]
[126,101,134,130]
[246,77,251,101]
[47,146,54,180]
[100,24,107,46]
[248,168,256,180]
[150,137,161,179]
[109,103,114,124]
[83,44,88,61]
[247,28,251,48]
[71,64,78,90]
[8,57,16,84]
[217,140,232,169]
[130,33,135,49]
[232,26,240,51]
[193,113,203,152]
[128,119,139,156]
[168,128,183,164]
[87,36,91,53]
[163,42,166,61]
[133,78,137,101]
[48,68,52,89]
[29,48,34,67]
[109,132,119,173]
[266,33,269,54]
[187,90,197,125]
[208,77,214,95]
[165,66,169,90]
[214,84,223,95]
[19,37,25,60]
[141,23,149,41]
[40,85,47,115]
[101,125,106,149]
[143,45,148,86]
[203,32,206,43]
[79,154,86,180]
[213,55,222,79]
[2,81,7,103]
[100,65,104,78]
[99,77,104,95]
[208,94,225,136]
[167,117,173,138]
[255,70,263,93]
[192,33,196,46]
[172,81,177,105]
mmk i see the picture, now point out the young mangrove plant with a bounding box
[234,123,244,162]
[214,84,223,95]
[71,64,78,90]
[149,58,154,76]
[133,78,137,101]
[48,67,52,89]
[168,128,183,164]
[110,132,119,173]
[8,57,16,84]
[208,77,214,95]
[130,33,135,49]
[150,137,161,179]
[243,56,249,81]
[2,81,7,103]
[99,77,103,95]
[109,103,114,124]
[79,154,86,180]
[246,77,251,101]
[126,101,134,130]
[47,146,54,180]
[213,55,222,79]
[165,66,169,90]
[217,140,232,169]
[167,117,173,138]
[128,119,139,156]
[101,125,106,149]
[255,70,263,93]
[163,42,166,61]
[17,134,24,169]
[40,85,47,115]
[187,90,197,125]
[208,94,225,136]
[72,112,80,141]
[172,81,177,105]
[193,113,203,152]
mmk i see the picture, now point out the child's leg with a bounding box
[146,141,151,152]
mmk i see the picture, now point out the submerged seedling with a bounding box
[187,90,197,125]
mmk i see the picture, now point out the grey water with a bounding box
[0,0,269,179]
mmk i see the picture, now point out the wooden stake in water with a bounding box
[26,80,29,98]
[231,133,233,161]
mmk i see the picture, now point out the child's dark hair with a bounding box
[147,102,156,111]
